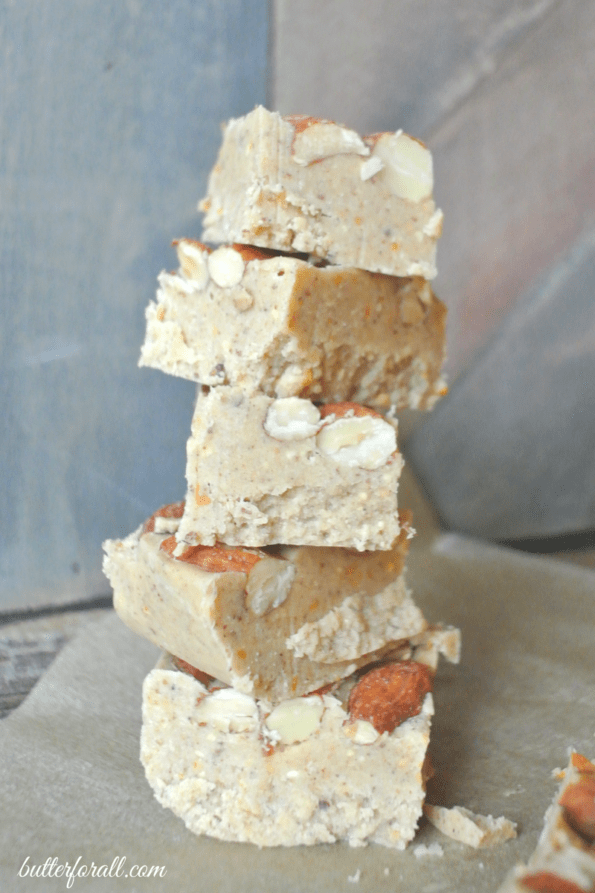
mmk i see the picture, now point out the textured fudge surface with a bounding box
[139,241,447,411]
[200,107,442,279]
[497,753,595,893]
[102,512,431,703]
[141,662,435,848]
[178,388,403,550]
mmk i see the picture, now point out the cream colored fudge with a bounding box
[497,753,595,893]
[139,241,447,411]
[200,107,442,279]
[178,388,403,550]
[102,504,439,702]
[140,650,451,848]
[424,804,516,849]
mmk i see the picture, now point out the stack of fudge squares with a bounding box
[103,107,460,849]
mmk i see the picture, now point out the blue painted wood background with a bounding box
[0,0,268,609]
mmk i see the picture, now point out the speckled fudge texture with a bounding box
[200,107,443,279]
[102,508,430,702]
[139,241,447,411]
[177,388,403,550]
[140,661,435,848]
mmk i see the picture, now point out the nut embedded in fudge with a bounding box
[139,240,447,411]
[176,387,404,551]
[199,106,443,278]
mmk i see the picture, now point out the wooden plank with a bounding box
[0,609,109,718]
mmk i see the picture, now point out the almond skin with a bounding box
[348,661,433,734]
[172,656,215,686]
[520,872,588,893]
[559,777,595,843]
[160,537,263,574]
[285,114,327,135]
[171,238,211,253]
[319,402,382,420]
[571,753,595,774]
[231,243,277,263]
[143,501,185,534]
[308,682,335,697]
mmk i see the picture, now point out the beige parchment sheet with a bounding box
[1,472,594,893]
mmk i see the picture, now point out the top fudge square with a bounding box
[200,107,443,279]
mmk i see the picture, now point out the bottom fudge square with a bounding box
[140,644,457,848]
[178,387,403,550]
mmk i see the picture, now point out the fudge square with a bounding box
[139,240,447,411]
[177,387,404,551]
[141,653,442,848]
[200,106,443,279]
[102,503,434,703]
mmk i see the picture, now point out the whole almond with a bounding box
[317,403,396,470]
[348,661,433,734]
[160,537,263,574]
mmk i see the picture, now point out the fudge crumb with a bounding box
[424,803,517,848]
[413,842,444,858]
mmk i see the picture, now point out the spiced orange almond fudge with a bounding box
[101,503,455,703]
[200,106,442,279]
[141,639,459,848]
[177,388,403,550]
[139,240,447,411]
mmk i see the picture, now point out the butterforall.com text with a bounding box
[18,856,167,888]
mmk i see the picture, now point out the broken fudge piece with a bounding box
[140,651,453,848]
[497,753,595,892]
[139,241,447,411]
[200,107,443,279]
[177,388,403,550]
[102,504,444,702]
[424,803,517,849]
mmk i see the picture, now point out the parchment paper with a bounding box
[1,491,594,892]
